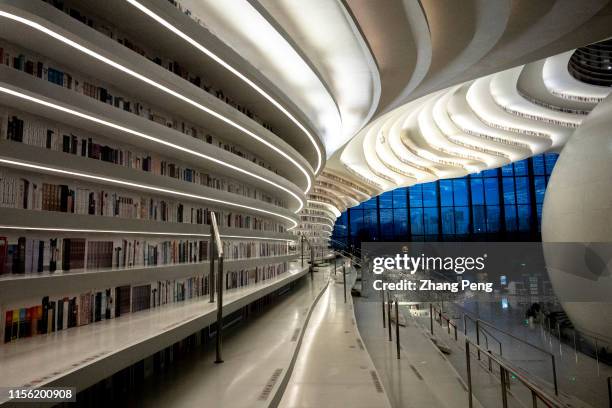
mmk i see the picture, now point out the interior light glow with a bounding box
[307,200,340,217]
[124,0,323,175]
[0,86,304,213]
[0,157,299,230]
[0,225,297,241]
[0,10,313,193]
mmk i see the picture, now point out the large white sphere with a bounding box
[542,93,612,344]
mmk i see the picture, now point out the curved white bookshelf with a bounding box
[0,66,307,209]
[0,141,299,227]
[0,0,315,191]
[0,261,308,404]
[0,0,319,398]
[78,0,324,173]
[0,252,298,304]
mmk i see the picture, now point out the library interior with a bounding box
[1,1,612,407]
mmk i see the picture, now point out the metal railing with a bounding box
[381,291,401,360]
[465,339,565,408]
[209,212,224,364]
[432,304,559,397]
[300,234,316,279]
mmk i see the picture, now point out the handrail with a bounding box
[466,314,503,356]
[464,310,558,396]
[465,339,565,408]
[209,211,224,364]
[210,212,223,257]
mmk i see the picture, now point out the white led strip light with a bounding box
[125,0,323,175]
[0,225,298,242]
[0,158,299,230]
[0,86,304,213]
[0,10,313,193]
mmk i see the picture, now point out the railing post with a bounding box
[382,290,386,329]
[607,376,611,408]
[215,255,224,364]
[395,299,400,359]
[209,238,215,303]
[430,303,434,335]
[500,366,509,408]
[387,295,392,341]
[454,324,458,341]
[301,236,304,267]
[310,245,314,280]
[476,320,481,360]
[466,340,473,408]
[531,390,538,408]
[464,314,468,336]
[342,265,347,303]
[551,355,558,396]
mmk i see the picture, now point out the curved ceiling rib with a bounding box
[186,1,612,244]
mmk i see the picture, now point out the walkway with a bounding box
[355,299,486,408]
[0,260,310,405]
[279,267,392,408]
[131,263,330,408]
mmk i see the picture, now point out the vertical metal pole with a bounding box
[310,245,314,280]
[387,296,392,341]
[596,339,601,377]
[454,324,458,341]
[557,322,562,357]
[464,314,468,336]
[395,299,400,359]
[214,256,224,364]
[209,235,215,303]
[466,341,473,408]
[573,329,578,364]
[532,390,538,408]
[552,355,558,395]
[607,376,611,408]
[476,320,481,360]
[343,265,347,303]
[301,236,304,267]
[334,257,337,276]
[382,290,386,329]
[500,366,509,408]
[430,303,434,335]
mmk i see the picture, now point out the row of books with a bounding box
[0,234,290,274]
[2,262,288,343]
[0,41,278,174]
[2,110,286,208]
[0,168,285,232]
[221,241,289,260]
[225,263,287,290]
[0,236,209,274]
[41,1,275,134]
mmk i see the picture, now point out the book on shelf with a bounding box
[0,166,284,231]
[1,37,278,175]
[0,235,210,274]
[1,261,288,344]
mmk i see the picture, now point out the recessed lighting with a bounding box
[0,10,313,194]
[0,86,304,213]
[126,0,323,175]
[0,157,299,229]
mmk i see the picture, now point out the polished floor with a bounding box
[0,261,309,404]
[129,265,331,408]
[279,268,391,408]
[355,298,485,408]
[124,262,391,408]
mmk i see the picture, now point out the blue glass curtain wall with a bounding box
[331,153,558,247]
